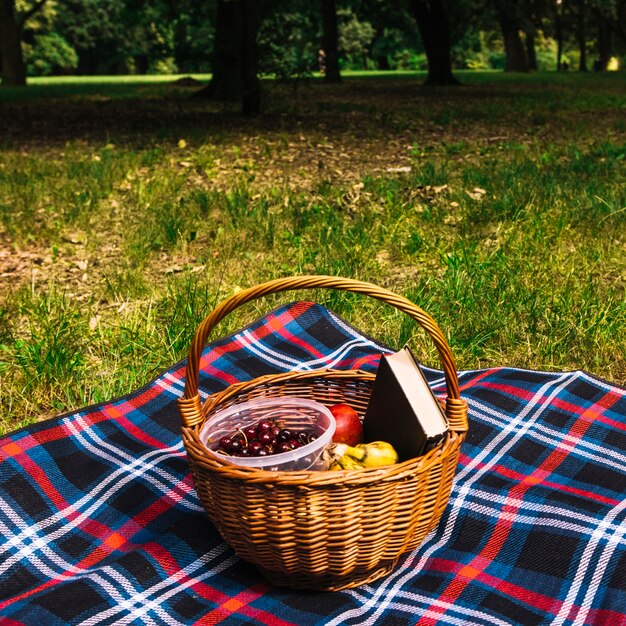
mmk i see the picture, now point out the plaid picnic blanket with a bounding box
[1,301,625,626]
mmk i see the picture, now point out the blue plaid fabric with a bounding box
[1,301,625,625]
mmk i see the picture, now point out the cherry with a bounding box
[249,441,264,456]
[256,419,273,433]
[258,431,274,445]
[296,431,315,445]
[229,438,244,453]
[215,421,318,458]
[243,425,257,441]
[277,429,293,442]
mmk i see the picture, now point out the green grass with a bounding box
[0,73,211,101]
[0,71,625,434]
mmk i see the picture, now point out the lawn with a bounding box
[0,70,624,433]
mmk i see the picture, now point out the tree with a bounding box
[197,0,260,116]
[590,0,626,43]
[572,1,589,71]
[170,2,214,74]
[321,0,341,81]
[257,2,317,84]
[408,0,459,85]
[239,0,259,114]
[590,0,626,69]
[525,27,538,69]
[337,8,375,69]
[595,17,612,69]
[489,0,530,71]
[500,11,529,70]
[46,0,176,75]
[0,0,48,86]
[521,0,545,70]
[546,0,626,73]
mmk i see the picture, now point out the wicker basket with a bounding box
[178,275,468,591]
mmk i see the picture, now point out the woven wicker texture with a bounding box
[178,276,468,590]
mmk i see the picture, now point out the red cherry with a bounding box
[249,441,264,456]
[277,428,293,442]
[258,431,274,445]
[256,419,273,433]
[243,425,257,441]
[216,424,322,458]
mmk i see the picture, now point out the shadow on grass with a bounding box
[1,71,624,148]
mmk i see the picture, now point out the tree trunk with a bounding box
[577,11,587,71]
[376,55,390,70]
[525,31,538,71]
[554,12,564,70]
[240,0,260,116]
[208,0,244,101]
[409,0,459,86]
[0,0,27,87]
[500,13,528,72]
[173,19,189,74]
[596,20,611,71]
[135,54,149,75]
[321,0,341,82]
[196,0,260,115]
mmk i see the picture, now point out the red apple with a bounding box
[329,403,364,446]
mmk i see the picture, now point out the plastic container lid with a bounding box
[199,397,336,471]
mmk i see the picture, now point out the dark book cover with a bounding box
[363,347,449,462]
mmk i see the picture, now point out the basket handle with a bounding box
[179,275,467,431]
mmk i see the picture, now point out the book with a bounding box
[362,346,449,462]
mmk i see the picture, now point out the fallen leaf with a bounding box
[376,250,391,264]
[466,187,487,201]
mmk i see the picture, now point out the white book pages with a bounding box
[386,348,448,438]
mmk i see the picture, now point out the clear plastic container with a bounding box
[199,397,336,471]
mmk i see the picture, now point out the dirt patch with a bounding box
[173,76,204,88]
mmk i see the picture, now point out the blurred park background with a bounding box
[1,0,625,91]
[0,0,624,433]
